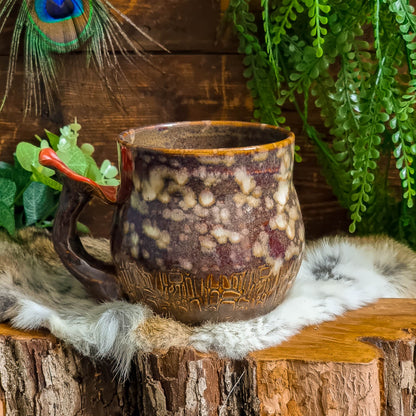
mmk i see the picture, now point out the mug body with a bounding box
[111,121,304,324]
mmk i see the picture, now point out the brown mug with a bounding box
[39,121,305,324]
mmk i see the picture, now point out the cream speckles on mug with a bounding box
[198,189,216,207]
[234,167,256,195]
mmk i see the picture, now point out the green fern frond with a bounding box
[390,93,416,208]
[271,0,304,45]
[226,0,416,247]
[385,0,416,33]
[228,0,284,125]
[261,0,283,87]
[349,48,395,232]
[278,36,332,107]
[373,0,382,59]
[302,0,330,57]
[310,72,335,128]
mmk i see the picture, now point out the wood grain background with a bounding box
[0,0,349,238]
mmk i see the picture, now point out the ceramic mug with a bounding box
[39,121,305,324]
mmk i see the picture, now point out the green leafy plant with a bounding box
[226,0,416,248]
[0,120,119,235]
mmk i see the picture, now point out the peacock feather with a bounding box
[0,0,166,115]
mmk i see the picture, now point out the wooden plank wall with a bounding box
[0,0,349,238]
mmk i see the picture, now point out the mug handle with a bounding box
[39,148,121,302]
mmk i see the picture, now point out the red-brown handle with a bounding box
[39,148,118,203]
[39,148,121,302]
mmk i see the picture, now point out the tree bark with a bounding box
[133,348,260,415]
[1,299,416,415]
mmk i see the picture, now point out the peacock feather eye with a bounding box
[46,0,75,20]
[28,0,91,50]
[35,0,84,22]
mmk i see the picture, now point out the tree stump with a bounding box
[1,299,416,415]
[0,326,138,415]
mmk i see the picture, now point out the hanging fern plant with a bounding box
[226,0,416,248]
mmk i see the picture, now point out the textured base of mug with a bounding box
[115,256,302,324]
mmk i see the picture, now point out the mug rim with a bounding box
[117,120,295,156]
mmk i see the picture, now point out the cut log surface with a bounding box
[250,299,416,416]
[1,299,416,415]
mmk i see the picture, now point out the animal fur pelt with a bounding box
[1,228,416,379]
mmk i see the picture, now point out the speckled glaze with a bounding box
[40,121,305,324]
[112,121,304,324]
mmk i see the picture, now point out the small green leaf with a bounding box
[103,178,120,186]
[100,159,111,173]
[334,151,348,162]
[0,162,15,181]
[400,23,410,33]
[315,45,323,58]
[243,68,253,78]
[333,141,346,152]
[11,156,32,198]
[0,178,16,207]
[406,42,416,50]
[45,130,60,150]
[81,143,95,156]
[76,222,91,235]
[403,33,416,42]
[392,131,400,143]
[319,16,328,25]
[100,160,118,179]
[375,124,385,134]
[0,201,15,235]
[379,112,389,122]
[320,4,330,13]
[369,148,380,159]
[23,182,58,226]
[15,142,40,172]
[56,146,88,176]
[394,144,402,158]
[57,137,72,152]
[30,167,63,191]
[82,154,100,181]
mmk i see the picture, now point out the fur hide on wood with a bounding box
[1,228,415,379]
